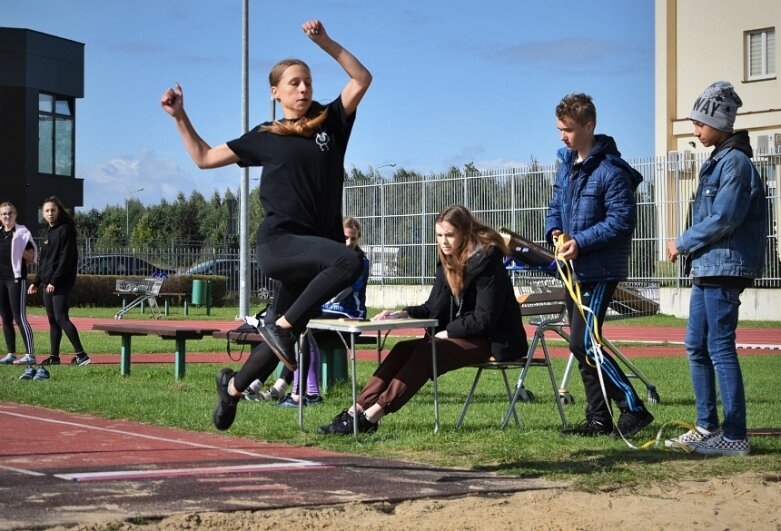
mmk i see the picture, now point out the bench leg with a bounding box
[120,335,132,376]
[164,298,170,316]
[174,338,186,379]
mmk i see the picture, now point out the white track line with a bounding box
[54,462,334,482]
[0,406,325,481]
[0,465,46,477]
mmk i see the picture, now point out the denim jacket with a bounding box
[676,131,766,279]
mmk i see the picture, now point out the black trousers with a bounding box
[42,285,85,356]
[565,280,645,423]
[0,278,34,354]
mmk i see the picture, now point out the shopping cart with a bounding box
[114,276,165,319]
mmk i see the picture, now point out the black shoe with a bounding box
[304,394,323,406]
[562,418,613,437]
[39,356,61,366]
[257,323,298,371]
[613,409,654,438]
[213,368,240,431]
[70,353,91,366]
[317,410,378,435]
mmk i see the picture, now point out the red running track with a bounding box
[24,314,781,365]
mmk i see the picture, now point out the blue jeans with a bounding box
[685,284,746,440]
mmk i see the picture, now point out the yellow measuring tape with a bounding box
[553,233,604,349]
[553,233,690,451]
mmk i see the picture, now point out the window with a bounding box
[746,28,776,81]
[38,93,75,176]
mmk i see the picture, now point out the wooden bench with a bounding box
[213,328,380,392]
[114,291,188,317]
[92,322,220,379]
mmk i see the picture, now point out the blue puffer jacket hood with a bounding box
[556,135,644,191]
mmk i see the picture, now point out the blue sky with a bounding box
[3,0,654,211]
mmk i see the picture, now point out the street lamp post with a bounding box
[126,188,144,240]
[373,163,395,305]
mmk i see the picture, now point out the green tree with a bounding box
[75,208,104,241]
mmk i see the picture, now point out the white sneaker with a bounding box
[244,314,260,329]
[259,387,281,401]
[664,426,714,452]
[0,353,17,364]
[691,433,751,457]
[12,354,36,365]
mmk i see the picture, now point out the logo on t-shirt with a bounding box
[315,131,330,151]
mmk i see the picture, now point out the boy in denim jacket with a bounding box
[666,81,767,456]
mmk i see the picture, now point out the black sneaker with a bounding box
[317,410,377,435]
[70,353,91,366]
[213,368,240,431]
[304,394,323,406]
[257,323,297,371]
[612,409,654,438]
[40,356,61,366]
[561,418,613,437]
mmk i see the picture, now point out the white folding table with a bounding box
[305,317,440,440]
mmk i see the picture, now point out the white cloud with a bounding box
[80,149,240,210]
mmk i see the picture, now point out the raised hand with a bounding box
[160,83,184,116]
[301,19,328,43]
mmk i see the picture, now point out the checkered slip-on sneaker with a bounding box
[691,433,750,457]
[664,427,714,452]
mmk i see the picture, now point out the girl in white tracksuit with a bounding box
[0,202,37,365]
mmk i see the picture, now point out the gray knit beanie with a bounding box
[689,81,742,133]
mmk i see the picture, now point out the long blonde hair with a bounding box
[436,205,508,296]
[260,59,329,137]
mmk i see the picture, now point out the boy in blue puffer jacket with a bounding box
[665,81,766,456]
[545,93,654,438]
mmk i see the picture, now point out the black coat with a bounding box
[404,245,528,361]
[34,223,79,290]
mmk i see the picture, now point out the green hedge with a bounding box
[25,274,229,307]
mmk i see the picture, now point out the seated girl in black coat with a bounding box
[318,205,528,435]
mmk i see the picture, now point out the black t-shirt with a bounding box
[0,227,33,280]
[227,98,355,244]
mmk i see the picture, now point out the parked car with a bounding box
[184,258,273,298]
[77,255,175,277]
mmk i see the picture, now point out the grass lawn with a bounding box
[3,307,780,491]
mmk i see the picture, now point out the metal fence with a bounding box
[51,153,777,296]
[344,153,780,287]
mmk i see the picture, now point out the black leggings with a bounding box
[42,286,85,356]
[232,233,361,392]
[0,278,34,354]
[233,334,314,392]
[257,233,362,334]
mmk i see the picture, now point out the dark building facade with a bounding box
[0,27,84,231]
